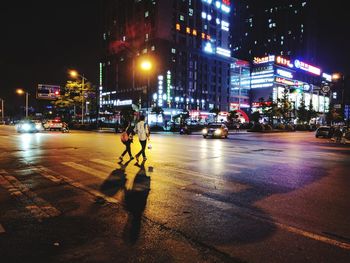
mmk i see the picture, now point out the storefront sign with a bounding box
[253,55,275,64]
[276,56,293,68]
[294,59,321,75]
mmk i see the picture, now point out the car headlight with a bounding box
[202,128,208,134]
[22,124,31,131]
[214,129,221,135]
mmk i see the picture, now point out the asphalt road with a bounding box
[0,125,349,263]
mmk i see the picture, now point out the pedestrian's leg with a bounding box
[140,140,147,158]
[135,141,142,161]
[126,142,133,158]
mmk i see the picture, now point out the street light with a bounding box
[16,89,29,118]
[139,59,152,112]
[69,70,88,124]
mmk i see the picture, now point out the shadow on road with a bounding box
[123,160,151,244]
[99,159,132,197]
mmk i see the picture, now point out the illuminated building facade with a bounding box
[100,0,234,119]
[231,0,317,62]
[250,55,332,116]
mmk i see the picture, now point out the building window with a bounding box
[189,8,193,16]
[145,11,149,17]
[180,15,185,21]
[171,48,176,54]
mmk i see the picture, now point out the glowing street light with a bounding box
[139,59,153,111]
[16,89,29,118]
[69,70,88,124]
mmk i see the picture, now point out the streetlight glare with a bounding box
[332,73,341,81]
[16,89,24,95]
[140,60,152,71]
[69,70,79,78]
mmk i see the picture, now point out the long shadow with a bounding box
[99,159,132,197]
[123,160,151,244]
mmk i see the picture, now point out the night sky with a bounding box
[0,1,349,113]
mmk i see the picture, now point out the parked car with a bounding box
[202,123,228,138]
[43,119,63,131]
[315,126,332,138]
[16,120,39,133]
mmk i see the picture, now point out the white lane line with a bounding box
[0,171,60,221]
[35,166,119,204]
[0,224,5,234]
[62,162,108,180]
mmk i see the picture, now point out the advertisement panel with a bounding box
[37,84,61,100]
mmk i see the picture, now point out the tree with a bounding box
[52,80,95,122]
[296,96,308,123]
[209,107,220,122]
[251,111,261,123]
[307,100,318,123]
[227,110,238,124]
[151,106,163,126]
[279,89,292,123]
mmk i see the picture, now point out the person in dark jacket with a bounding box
[119,122,134,161]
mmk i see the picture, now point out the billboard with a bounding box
[37,84,61,100]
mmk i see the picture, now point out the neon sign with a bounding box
[294,59,321,76]
[276,56,293,68]
[166,70,171,106]
[276,69,293,79]
[275,77,303,86]
[253,55,275,64]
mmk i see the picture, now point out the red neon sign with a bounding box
[222,0,231,6]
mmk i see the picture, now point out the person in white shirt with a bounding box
[134,115,150,161]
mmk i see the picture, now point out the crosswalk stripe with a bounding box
[0,171,60,221]
[90,159,248,193]
[62,162,108,180]
[0,224,5,234]
[35,166,119,204]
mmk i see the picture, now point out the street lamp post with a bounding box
[69,70,87,124]
[16,89,29,118]
[140,59,152,113]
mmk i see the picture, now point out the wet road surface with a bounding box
[0,125,350,262]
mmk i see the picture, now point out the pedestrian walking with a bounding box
[333,127,342,144]
[119,122,134,161]
[134,115,150,161]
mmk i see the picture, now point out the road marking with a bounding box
[90,159,248,193]
[62,162,108,180]
[0,224,5,234]
[35,166,119,204]
[0,171,60,221]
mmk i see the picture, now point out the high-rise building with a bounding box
[231,0,317,62]
[100,0,234,122]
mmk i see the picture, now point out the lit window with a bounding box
[176,23,181,31]
[207,14,212,21]
[189,8,193,16]
[186,27,191,34]
[192,29,197,36]
[180,15,185,21]
[202,33,206,39]
[151,45,155,51]
[201,12,207,19]
[145,11,149,17]
[206,35,211,40]
[171,48,176,54]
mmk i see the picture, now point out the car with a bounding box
[15,120,39,133]
[202,123,228,138]
[43,119,63,131]
[315,126,332,138]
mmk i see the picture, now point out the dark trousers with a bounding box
[136,140,147,158]
[121,141,132,157]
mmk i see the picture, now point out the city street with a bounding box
[0,125,349,263]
